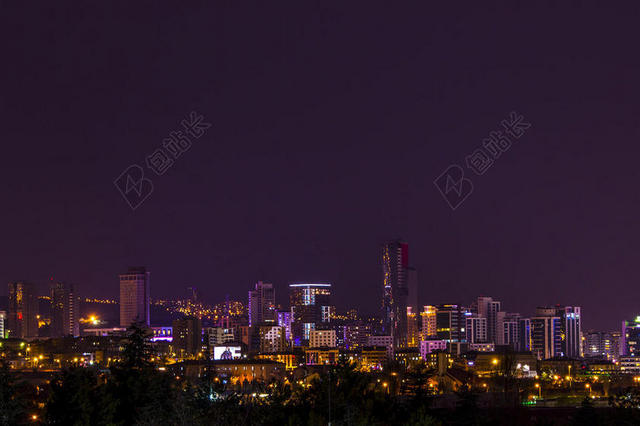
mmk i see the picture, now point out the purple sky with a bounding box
[3,3,640,330]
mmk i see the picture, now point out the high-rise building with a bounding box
[343,322,372,350]
[172,317,203,356]
[533,305,582,358]
[477,296,501,343]
[248,281,276,326]
[584,330,616,360]
[531,310,562,359]
[289,283,331,345]
[7,282,38,338]
[611,331,622,361]
[421,305,437,340]
[119,267,150,327]
[50,282,79,337]
[435,304,470,348]
[382,240,410,348]
[558,306,582,358]
[621,316,640,357]
[277,310,292,341]
[0,311,6,339]
[204,326,235,349]
[466,315,488,344]
[496,311,519,347]
[517,318,532,352]
[406,307,420,348]
[259,325,286,353]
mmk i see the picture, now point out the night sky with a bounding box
[3,3,640,331]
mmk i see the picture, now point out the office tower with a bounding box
[277,310,292,341]
[533,305,582,358]
[172,317,203,356]
[289,283,331,345]
[621,316,640,356]
[343,322,372,350]
[435,304,470,346]
[496,311,519,347]
[584,330,616,360]
[50,282,79,337]
[406,307,420,348]
[259,325,286,353]
[517,318,532,352]
[531,310,562,359]
[477,296,501,343]
[7,282,38,338]
[248,281,276,326]
[421,305,437,340]
[204,326,235,349]
[119,267,150,327]
[611,331,622,361]
[382,240,410,348]
[0,311,6,338]
[465,315,488,344]
[559,306,582,358]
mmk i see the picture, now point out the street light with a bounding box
[585,383,591,395]
[535,383,541,399]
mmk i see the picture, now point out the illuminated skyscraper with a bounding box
[7,282,38,338]
[50,282,79,337]
[248,281,276,326]
[477,296,501,343]
[435,304,470,346]
[585,330,616,360]
[119,267,150,327]
[518,317,532,352]
[289,283,331,345]
[531,305,582,358]
[406,307,420,348]
[531,308,562,359]
[421,305,437,340]
[559,306,582,358]
[382,240,410,348]
[465,315,488,343]
[496,311,527,350]
[621,316,640,357]
[0,311,5,339]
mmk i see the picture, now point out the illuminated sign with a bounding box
[213,346,242,360]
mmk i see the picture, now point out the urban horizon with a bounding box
[1,235,631,333]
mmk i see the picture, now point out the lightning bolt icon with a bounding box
[444,174,463,196]
[125,174,143,196]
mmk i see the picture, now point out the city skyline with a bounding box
[0,257,613,333]
[5,2,640,422]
